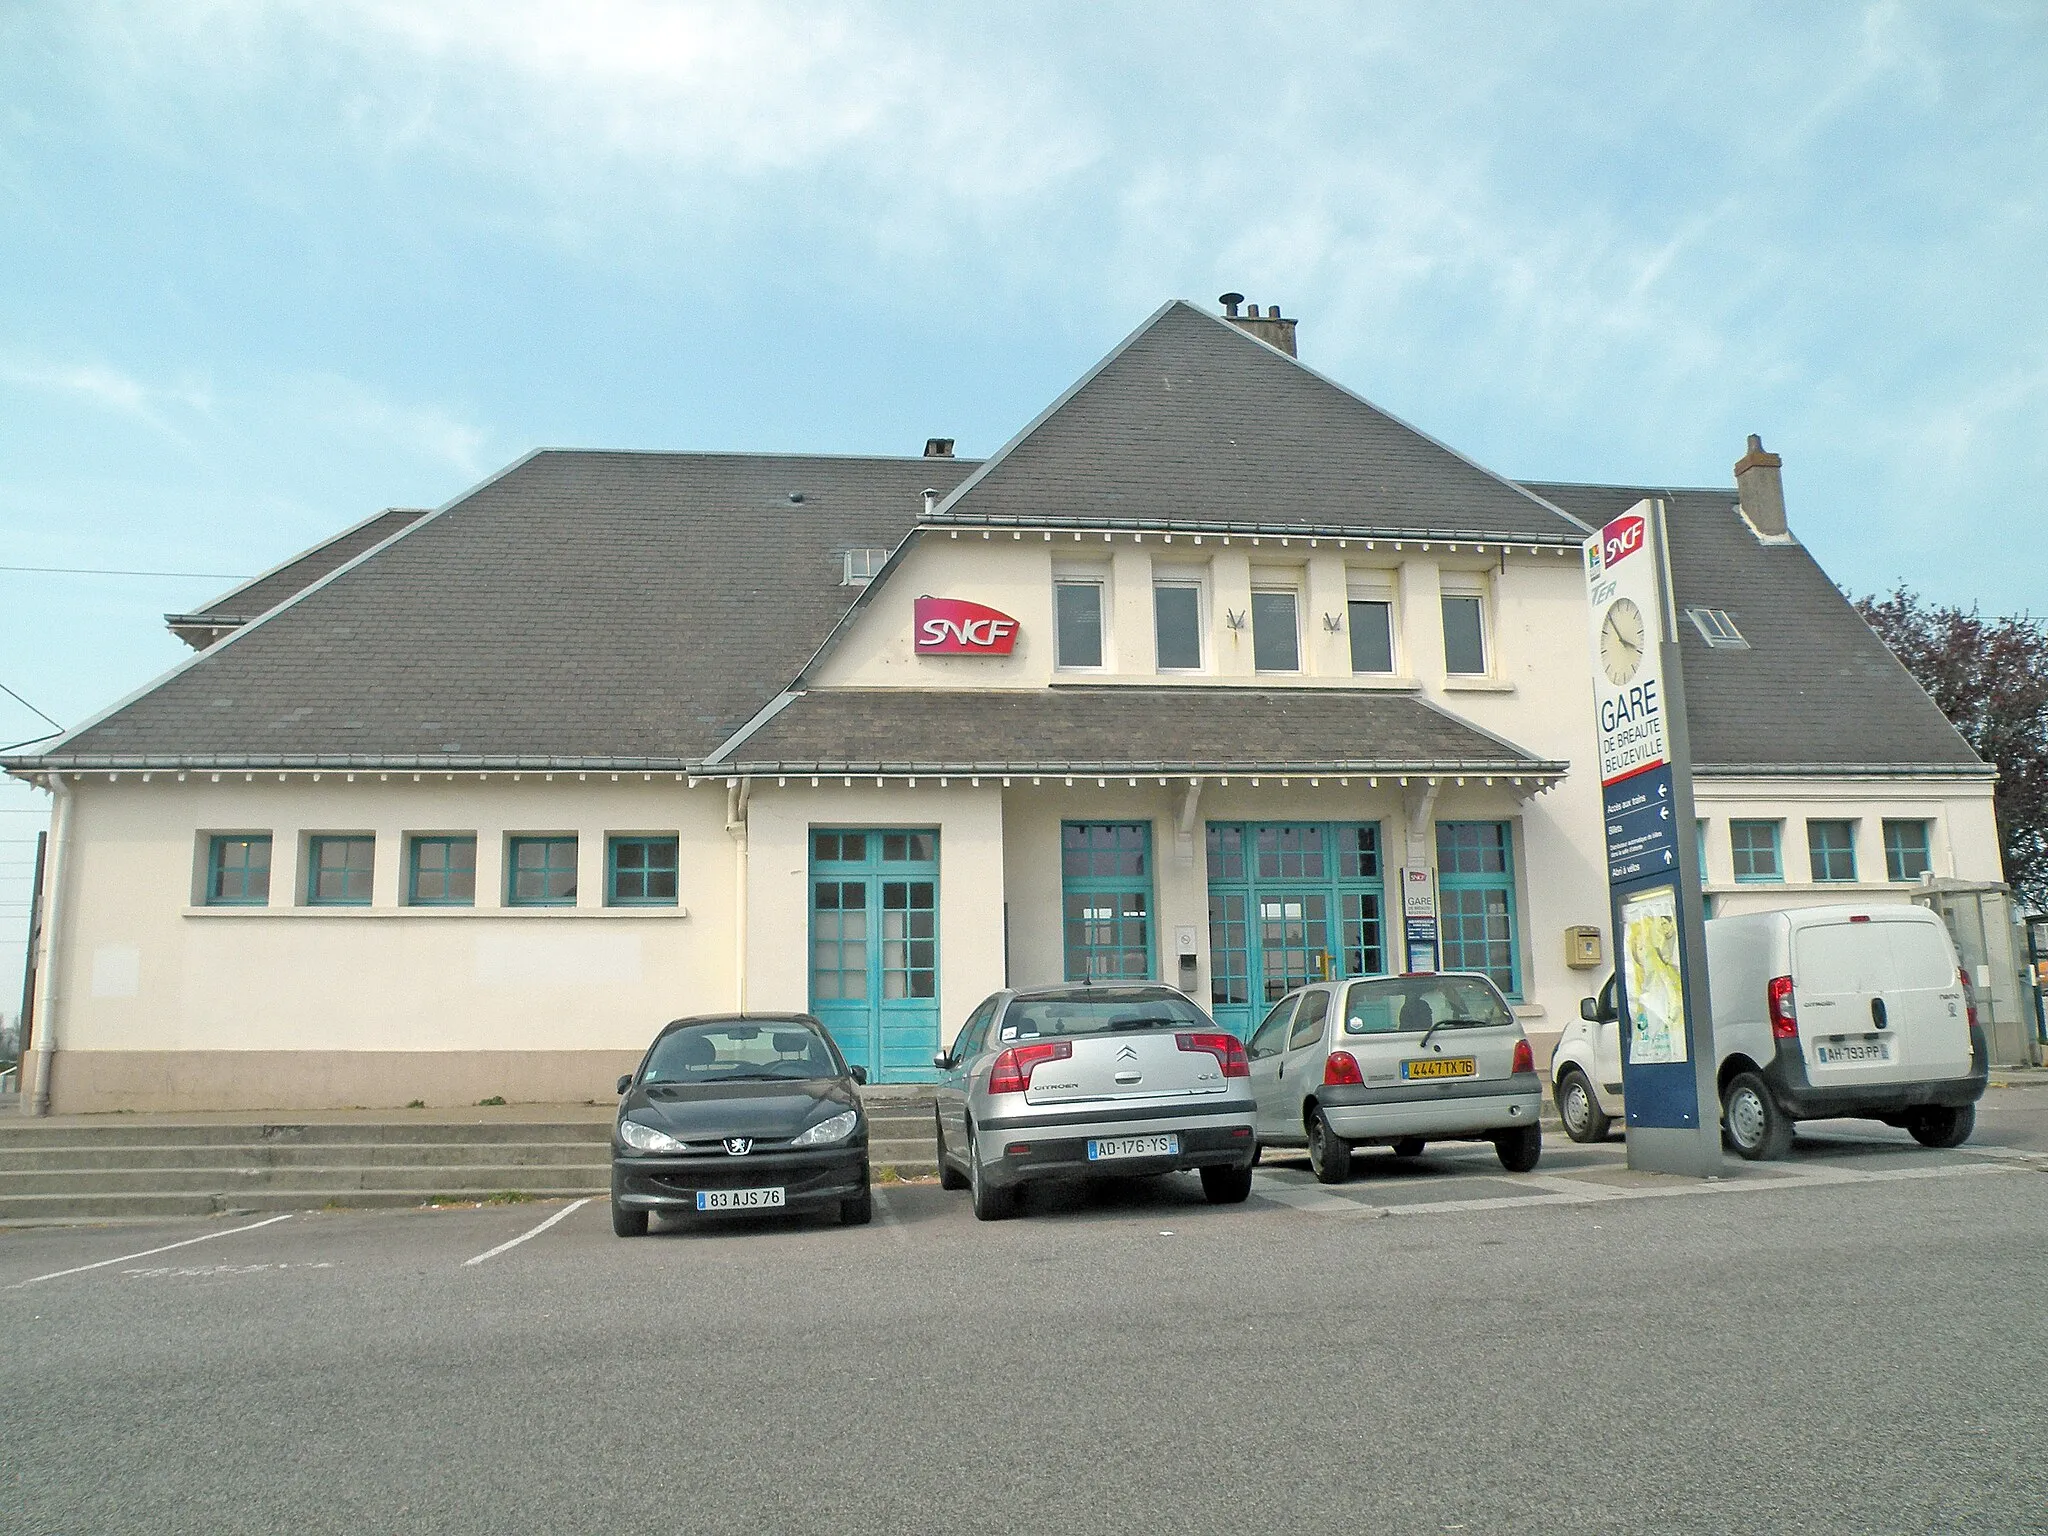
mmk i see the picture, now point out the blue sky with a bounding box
[2,1,2045,1011]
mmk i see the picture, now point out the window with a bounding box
[1061,822,1153,980]
[1884,820,1931,883]
[1730,820,1782,882]
[306,835,374,906]
[1288,989,1329,1051]
[1807,820,1858,883]
[1349,599,1394,674]
[1054,581,1104,668]
[1154,582,1203,670]
[1696,821,1710,887]
[842,548,889,586]
[608,836,679,906]
[1686,607,1749,648]
[1436,821,1519,996]
[1245,998,1295,1060]
[409,836,476,906]
[508,836,579,906]
[1442,594,1487,675]
[205,835,271,906]
[1251,589,1299,671]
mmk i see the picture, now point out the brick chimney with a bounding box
[1734,433,1787,539]
[923,437,955,458]
[1218,292,1298,357]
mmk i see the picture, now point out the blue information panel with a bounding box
[1604,770,1702,1129]
[1604,765,1680,883]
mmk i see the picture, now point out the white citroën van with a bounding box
[1551,904,1988,1160]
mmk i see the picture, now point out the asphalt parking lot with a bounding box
[4,1093,2047,1536]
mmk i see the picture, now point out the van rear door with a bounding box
[1792,914,1969,1089]
[1869,912,1972,1082]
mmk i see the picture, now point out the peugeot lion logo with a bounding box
[723,1137,753,1156]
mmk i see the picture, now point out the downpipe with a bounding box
[725,778,751,1011]
[27,773,72,1116]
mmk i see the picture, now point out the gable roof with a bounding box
[930,300,1589,543]
[164,507,434,649]
[721,686,1565,778]
[21,452,975,769]
[1524,481,1985,774]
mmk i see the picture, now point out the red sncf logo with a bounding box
[914,596,1020,656]
[1601,514,1646,569]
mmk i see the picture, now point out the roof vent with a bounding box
[787,492,806,505]
[923,437,955,458]
[1218,293,1298,357]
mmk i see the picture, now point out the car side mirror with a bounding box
[932,1052,954,1072]
[615,1074,633,1095]
[849,1065,868,1085]
[1579,997,1600,1022]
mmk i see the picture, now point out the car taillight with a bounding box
[1768,975,1798,1040]
[1511,1039,1534,1075]
[1175,1031,1249,1078]
[987,1040,1071,1095]
[1959,968,1979,1031]
[1324,1050,1364,1086]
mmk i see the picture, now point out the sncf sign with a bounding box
[1597,514,1646,571]
[914,597,1020,656]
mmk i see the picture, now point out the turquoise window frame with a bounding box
[607,835,679,906]
[408,835,476,907]
[1435,820,1521,998]
[306,835,375,907]
[1062,821,1155,981]
[206,834,271,906]
[1730,820,1782,883]
[1807,820,1857,883]
[1696,820,1710,889]
[1883,820,1931,883]
[508,835,579,907]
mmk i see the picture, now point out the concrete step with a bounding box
[1,1164,612,1197]
[0,1141,613,1173]
[0,1121,610,1149]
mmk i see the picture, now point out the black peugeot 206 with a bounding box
[611,1013,872,1236]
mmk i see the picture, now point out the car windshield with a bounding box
[641,1023,843,1084]
[1341,975,1515,1035]
[997,993,1211,1041]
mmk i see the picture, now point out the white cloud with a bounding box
[0,353,212,443]
[294,375,492,477]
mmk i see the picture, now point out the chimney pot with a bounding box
[1734,433,1787,539]
[923,437,955,458]
[1219,291,1244,317]
[1219,295,1299,357]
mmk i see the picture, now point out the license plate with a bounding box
[1816,1040,1893,1066]
[1403,1056,1477,1080]
[695,1187,786,1211]
[1087,1134,1179,1161]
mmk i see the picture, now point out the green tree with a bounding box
[1856,589,2048,907]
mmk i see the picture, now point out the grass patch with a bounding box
[476,1095,506,1106]
[483,1190,535,1205]
[406,1099,426,1109]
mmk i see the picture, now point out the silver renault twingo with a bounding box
[931,983,1260,1220]
[1245,971,1543,1181]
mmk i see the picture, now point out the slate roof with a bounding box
[165,507,433,646]
[719,687,1564,776]
[930,301,1590,544]
[1524,482,1985,773]
[27,452,975,769]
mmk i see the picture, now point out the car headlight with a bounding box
[789,1109,859,1147]
[617,1119,687,1154]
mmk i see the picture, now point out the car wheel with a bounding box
[1556,1067,1611,1144]
[1908,1104,1975,1149]
[839,1188,874,1225]
[610,1201,648,1238]
[935,1106,969,1190]
[1200,1163,1254,1204]
[1307,1108,1352,1184]
[1493,1124,1542,1172]
[967,1124,1018,1221]
[1722,1071,1792,1161]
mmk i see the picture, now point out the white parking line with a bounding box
[871,1187,910,1244]
[463,1198,591,1266]
[10,1214,295,1289]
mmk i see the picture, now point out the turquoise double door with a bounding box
[809,828,941,1083]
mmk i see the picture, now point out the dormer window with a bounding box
[1686,607,1748,648]
[842,548,890,587]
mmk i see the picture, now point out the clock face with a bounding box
[1600,597,1646,686]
